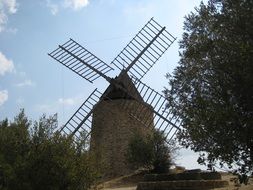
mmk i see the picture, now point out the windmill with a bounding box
[48,18,181,177]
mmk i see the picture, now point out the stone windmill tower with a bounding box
[90,72,155,177]
[48,18,181,177]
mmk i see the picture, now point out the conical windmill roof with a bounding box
[101,71,143,102]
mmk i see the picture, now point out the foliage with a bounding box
[0,109,98,190]
[126,130,174,173]
[126,131,154,170]
[165,0,253,179]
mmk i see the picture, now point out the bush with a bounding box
[0,109,99,190]
[126,130,174,173]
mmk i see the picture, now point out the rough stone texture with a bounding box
[144,172,222,181]
[90,99,153,178]
[137,180,229,190]
[137,172,229,190]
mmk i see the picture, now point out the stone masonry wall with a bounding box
[90,99,154,178]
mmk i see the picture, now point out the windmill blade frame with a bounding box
[111,17,176,80]
[48,38,114,83]
[49,18,180,144]
[117,76,181,142]
[58,88,102,141]
[59,82,180,143]
[58,75,181,143]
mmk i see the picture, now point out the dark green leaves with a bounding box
[126,130,174,174]
[0,110,98,190]
[166,0,253,180]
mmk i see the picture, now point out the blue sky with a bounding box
[0,0,207,169]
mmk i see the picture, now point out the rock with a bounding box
[137,180,229,190]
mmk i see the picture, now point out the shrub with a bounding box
[0,109,99,190]
[127,129,175,173]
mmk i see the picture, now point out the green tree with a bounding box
[126,130,174,173]
[0,109,98,190]
[165,0,253,179]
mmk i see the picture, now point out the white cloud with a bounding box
[5,27,17,33]
[16,97,24,105]
[46,0,89,15]
[0,89,8,106]
[58,97,75,106]
[3,0,17,14]
[63,0,89,10]
[123,2,156,19]
[0,0,18,32]
[36,103,56,114]
[176,149,207,170]
[98,0,115,5]
[18,71,26,77]
[15,79,35,87]
[36,95,83,113]
[0,51,14,76]
[46,0,59,15]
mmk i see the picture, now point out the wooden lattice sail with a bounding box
[48,18,179,177]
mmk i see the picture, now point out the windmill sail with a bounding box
[48,39,114,83]
[48,17,180,178]
[49,18,180,144]
[58,77,180,143]
[119,76,181,142]
[58,89,102,140]
[111,18,176,80]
